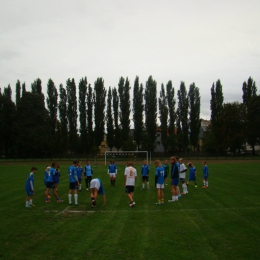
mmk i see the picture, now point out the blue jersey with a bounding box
[189,167,196,177]
[108,164,117,173]
[155,166,165,184]
[202,165,209,177]
[97,178,105,195]
[141,164,150,176]
[176,162,180,172]
[77,167,83,179]
[171,163,179,179]
[68,165,78,183]
[25,172,34,191]
[46,167,56,183]
[44,170,49,185]
[55,170,60,184]
[84,165,93,176]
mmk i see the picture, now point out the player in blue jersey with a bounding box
[155,160,165,205]
[44,165,51,198]
[45,162,63,203]
[162,159,169,185]
[141,160,150,190]
[25,167,37,207]
[202,161,209,188]
[84,159,93,190]
[187,162,197,187]
[108,160,117,186]
[54,164,61,191]
[77,161,83,191]
[90,178,106,207]
[68,160,80,205]
[168,156,179,202]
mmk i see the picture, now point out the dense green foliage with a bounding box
[78,77,88,153]
[0,75,259,158]
[106,87,114,150]
[210,80,224,153]
[133,76,144,151]
[177,82,189,154]
[144,76,157,152]
[58,84,68,155]
[67,78,78,153]
[94,78,106,150]
[243,77,258,154]
[15,92,51,157]
[118,77,131,142]
[188,83,201,151]
[159,84,168,152]
[112,87,121,151]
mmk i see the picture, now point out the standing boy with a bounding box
[46,162,63,202]
[44,165,51,198]
[168,157,179,202]
[77,161,83,191]
[108,160,117,186]
[84,159,93,190]
[141,160,150,190]
[25,167,37,207]
[202,161,209,188]
[55,164,61,191]
[124,161,137,207]
[68,160,80,205]
[187,162,197,187]
[155,160,165,205]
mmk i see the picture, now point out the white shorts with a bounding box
[109,173,116,177]
[156,183,164,189]
[90,179,100,190]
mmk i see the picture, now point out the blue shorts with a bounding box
[203,175,208,180]
[171,178,179,186]
[188,175,196,181]
[26,190,34,196]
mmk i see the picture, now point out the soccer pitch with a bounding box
[0,160,260,260]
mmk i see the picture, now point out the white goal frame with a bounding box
[104,151,149,165]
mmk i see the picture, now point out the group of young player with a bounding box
[25,159,101,208]
[24,157,209,208]
[118,156,209,207]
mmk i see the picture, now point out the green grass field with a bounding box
[0,160,260,260]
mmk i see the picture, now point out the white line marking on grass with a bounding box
[54,206,70,217]
[2,206,259,213]
[64,210,95,213]
[96,207,260,212]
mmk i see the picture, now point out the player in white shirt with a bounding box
[124,161,137,207]
[179,158,188,194]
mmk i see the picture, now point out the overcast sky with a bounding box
[1,0,260,119]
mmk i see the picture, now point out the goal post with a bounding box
[104,151,149,165]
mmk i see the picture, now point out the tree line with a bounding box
[0,75,259,158]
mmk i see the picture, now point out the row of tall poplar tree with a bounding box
[0,75,259,158]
